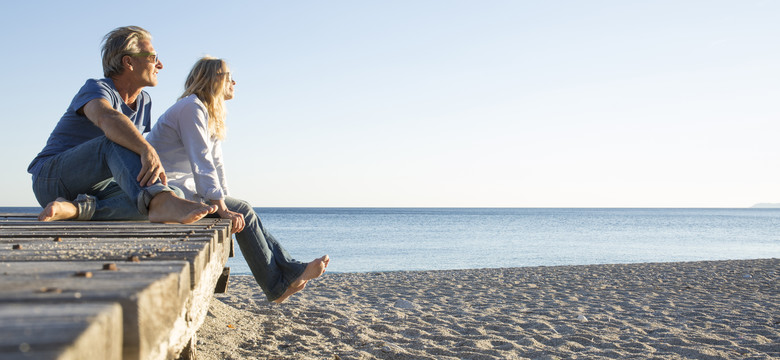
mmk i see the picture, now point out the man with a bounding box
[28,26,216,223]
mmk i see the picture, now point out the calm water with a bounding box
[229,208,780,273]
[4,207,779,273]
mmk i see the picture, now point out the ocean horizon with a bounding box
[3,207,779,274]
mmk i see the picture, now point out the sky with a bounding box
[2,0,779,208]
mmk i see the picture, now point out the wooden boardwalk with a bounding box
[0,213,233,360]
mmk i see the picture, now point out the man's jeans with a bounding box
[217,196,307,301]
[32,136,173,220]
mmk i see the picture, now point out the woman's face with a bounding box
[223,68,235,100]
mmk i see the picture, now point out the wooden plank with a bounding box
[0,213,38,219]
[0,302,122,360]
[0,229,220,239]
[0,217,228,233]
[0,238,214,253]
[0,217,228,230]
[0,237,214,290]
[0,261,190,360]
[0,218,231,255]
[0,235,220,256]
[0,237,215,250]
[0,222,222,229]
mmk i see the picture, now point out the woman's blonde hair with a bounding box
[182,57,230,140]
[101,26,152,78]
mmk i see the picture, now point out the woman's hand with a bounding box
[211,199,245,234]
[219,209,245,234]
[212,202,245,234]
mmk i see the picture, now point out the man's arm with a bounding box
[81,98,167,186]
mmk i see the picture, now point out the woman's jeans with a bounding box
[31,136,174,220]
[216,196,306,301]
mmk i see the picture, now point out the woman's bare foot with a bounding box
[273,255,330,304]
[39,198,78,221]
[271,282,307,304]
[148,191,217,224]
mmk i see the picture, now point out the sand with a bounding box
[196,258,779,359]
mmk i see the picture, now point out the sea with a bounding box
[4,207,780,274]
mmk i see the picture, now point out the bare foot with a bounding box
[39,198,78,221]
[148,191,217,224]
[273,255,330,304]
[271,282,307,304]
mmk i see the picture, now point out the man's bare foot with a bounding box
[148,191,217,224]
[39,198,78,221]
[273,255,330,304]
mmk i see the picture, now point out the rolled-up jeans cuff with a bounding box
[75,194,96,221]
[168,185,185,199]
[137,184,174,216]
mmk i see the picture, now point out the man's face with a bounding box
[129,39,162,87]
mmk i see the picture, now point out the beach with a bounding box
[196,259,779,359]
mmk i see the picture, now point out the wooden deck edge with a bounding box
[156,232,231,360]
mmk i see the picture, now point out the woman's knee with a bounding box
[230,198,255,216]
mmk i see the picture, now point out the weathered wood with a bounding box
[0,218,231,292]
[0,229,220,240]
[0,302,122,360]
[0,236,215,290]
[0,217,234,360]
[162,223,231,359]
[0,213,38,219]
[0,218,230,246]
[177,334,197,360]
[214,267,230,293]
[0,261,191,360]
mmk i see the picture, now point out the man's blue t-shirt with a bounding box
[27,78,152,176]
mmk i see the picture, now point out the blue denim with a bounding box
[31,136,174,220]
[216,197,306,301]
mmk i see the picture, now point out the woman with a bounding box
[147,57,328,303]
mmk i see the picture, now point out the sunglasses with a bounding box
[130,52,159,64]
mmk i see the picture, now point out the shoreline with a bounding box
[227,258,779,276]
[200,259,778,359]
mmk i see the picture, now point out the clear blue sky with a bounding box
[2,1,779,207]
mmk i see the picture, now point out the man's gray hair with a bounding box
[101,26,152,78]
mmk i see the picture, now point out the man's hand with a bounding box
[139,146,167,186]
